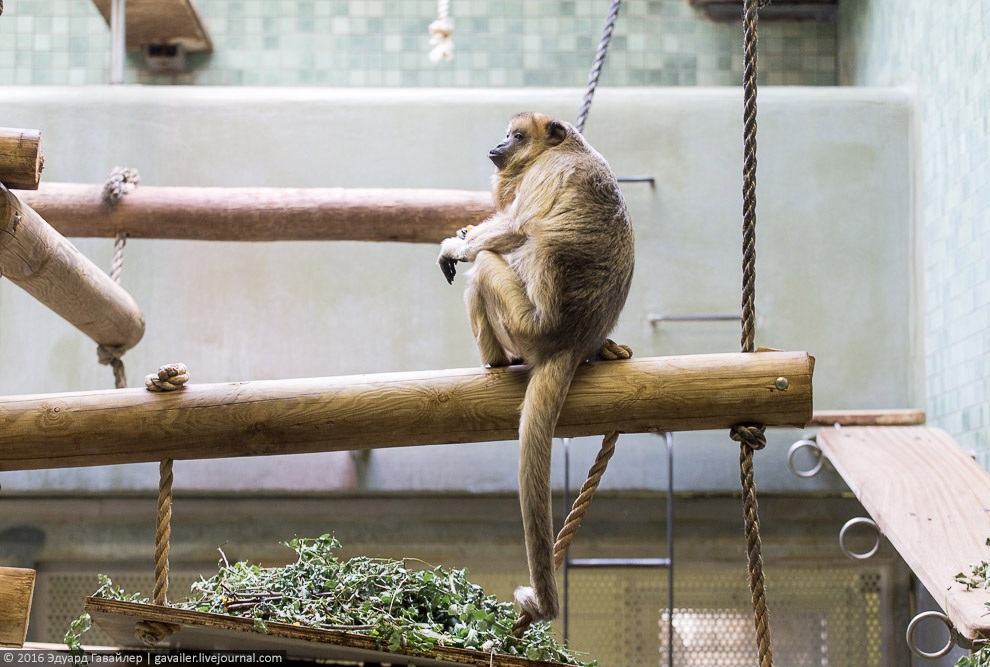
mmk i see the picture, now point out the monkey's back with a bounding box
[509,145,635,359]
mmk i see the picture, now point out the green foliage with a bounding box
[956,644,990,667]
[953,543,990,667]
[71,535,593,666]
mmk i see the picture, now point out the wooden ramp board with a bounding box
[86,598,576,667]
[817,426,990,640]
[91,0,213,53]
[809,409,925,427]
[0,568,36,647]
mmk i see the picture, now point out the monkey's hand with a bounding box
[437,236,467,285]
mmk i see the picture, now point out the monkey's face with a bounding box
[489,113,569,171]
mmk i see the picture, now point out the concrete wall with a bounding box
[0,86,917,495]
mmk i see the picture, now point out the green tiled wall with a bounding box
[0,0,836,86]
[839,0,990,464]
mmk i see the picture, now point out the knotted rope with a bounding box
[136,363,188,645]
[574,0,623,134]
[428,0,454,63]
[513,342,631,637]
[736,1,774,665]
[96,167,140,389]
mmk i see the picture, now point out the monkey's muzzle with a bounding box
[488,143,509,170]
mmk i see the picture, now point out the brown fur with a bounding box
[437,112,634,621]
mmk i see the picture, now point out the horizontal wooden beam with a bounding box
[0,185,145,349]
[91,0,213,53]
[809,409,925,427]
[15,183,495,243]
[0,568,35,648]
[0,351,813,471]
[817,426,990,641]
[0,127,44,190]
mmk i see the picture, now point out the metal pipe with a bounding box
[567,558,671,568]
[617,176,656,185]
[562,437,571,644]
[110,0,126,84]
[649,314,740,324]
[666,431,674,667]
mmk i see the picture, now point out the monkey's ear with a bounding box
[547,120,568,146]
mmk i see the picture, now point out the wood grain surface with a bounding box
[86,598,575,667]
[817,426,990,640]
[0,128,43,190]
[16,183,495,243]
[0,351,813,471]
[0,185,145,349]
[810,409,925,426]
[91,0,212,52]
[0,568,36,648]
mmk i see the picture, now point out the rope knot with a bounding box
[428,17,454,62]
[730,423,767,451]
[96,344,127,366]
[103,166,140,207]
[145,363,190,392]
[133,620,178,646]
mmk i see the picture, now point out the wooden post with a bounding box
[0,568,36,648]
[0,185,145,349]
[15,183,495,243]
[0,128,44,191]
[0,351,814,471]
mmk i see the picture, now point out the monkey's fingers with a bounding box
[438,256,458,284]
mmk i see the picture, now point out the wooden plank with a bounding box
[91,0,213,53]
[15,183,495,243]
[0,568,36,648]
[86,598,572,667]
[0,128,44,190]
[0,185,145,349]
[810,409,925,427]
[817,426,990,640]
[0,351,814,471]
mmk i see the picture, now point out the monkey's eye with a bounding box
[513,132,524,141]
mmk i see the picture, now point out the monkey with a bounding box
[437,112,634,622]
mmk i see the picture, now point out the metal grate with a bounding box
[32,567,202,647]
[566,564,891,667]
[30,562,892,665]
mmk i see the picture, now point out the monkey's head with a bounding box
[488,112,570,172]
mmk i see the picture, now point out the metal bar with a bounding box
[567,558,671,568]
[666,431,674,667]
[562,437,571,644]
[110,0,126,84]
[617,176,656,185]
[649,314,740,323]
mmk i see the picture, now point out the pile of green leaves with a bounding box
[952,540,990,667]
[67,534,593,666]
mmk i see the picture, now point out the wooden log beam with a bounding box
[817,426,990,641]
[16,183,495,243]
[0,128,44,190]
[0,568,36,648]
[0,351,813,471]
[0,185,145,349]
[809,408,925,427]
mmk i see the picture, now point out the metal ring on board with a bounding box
[906,611,956,659]
[838,517,880,560]
[787,438,824,478]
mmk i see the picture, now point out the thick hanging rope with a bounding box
[428,0,454,63]
[133,364,187,645]
[96,167,140,389]
[574,0,623,134]
[735,1,774,666]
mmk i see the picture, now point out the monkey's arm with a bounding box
[437,213,526,284]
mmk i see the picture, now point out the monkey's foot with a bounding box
[597,338,633,360]
[438,256,458,284]
[514,586,556,623]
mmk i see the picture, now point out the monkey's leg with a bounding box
[464,270,512,368]
[472,251,544,348]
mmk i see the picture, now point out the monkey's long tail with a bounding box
[515,351,579,623]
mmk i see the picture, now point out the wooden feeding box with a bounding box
[86,598,578,667]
